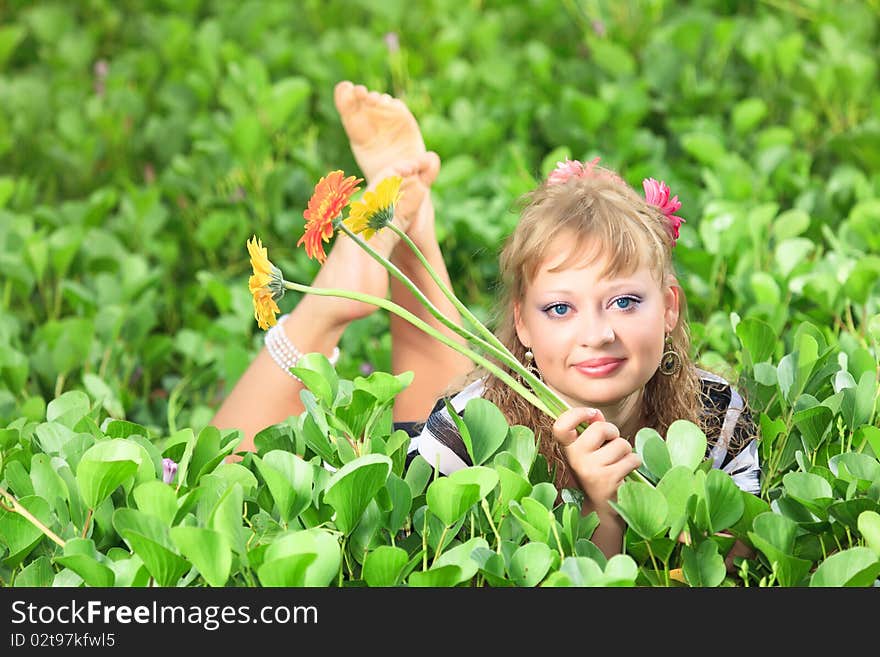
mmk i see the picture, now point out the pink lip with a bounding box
[575,357,624,368]
[574,358,625,377]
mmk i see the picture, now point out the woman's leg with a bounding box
[334,82,474,423]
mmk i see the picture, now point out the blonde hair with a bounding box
[448,166,733,490]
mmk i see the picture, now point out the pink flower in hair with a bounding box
[643,177,685,245]
[547,157,601,186]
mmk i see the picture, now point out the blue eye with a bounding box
[612,296,640,311]
[543,303,571,318]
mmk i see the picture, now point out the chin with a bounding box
[556,373,645,408]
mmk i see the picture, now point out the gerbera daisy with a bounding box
[297,170,362,262]
[642,178,685,245]
[247,235,284,329]
[343,175,403,241]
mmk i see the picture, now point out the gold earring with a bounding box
[523,347,542,381]
[659,334,681,376]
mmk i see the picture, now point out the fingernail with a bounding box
[586,408,597,418]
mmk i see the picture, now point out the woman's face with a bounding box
[514,238,680,411]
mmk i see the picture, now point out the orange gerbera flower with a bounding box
[247,235,284,329]
[297,170,363,262]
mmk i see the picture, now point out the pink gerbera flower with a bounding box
[643,177,685,245]
[547,157,601,186]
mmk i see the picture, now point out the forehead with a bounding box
[531,233,661,286]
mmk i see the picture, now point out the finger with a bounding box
[609,452,642,481]
[552,407,601,447]
[594,436,632,466]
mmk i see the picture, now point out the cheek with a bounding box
[618,314,665,358]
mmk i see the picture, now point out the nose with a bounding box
[579,313,615,347]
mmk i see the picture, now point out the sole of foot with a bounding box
[334,80,427,184]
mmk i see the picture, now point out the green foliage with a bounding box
[1,0,879,587]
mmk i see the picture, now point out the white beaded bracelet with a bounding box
[264,314,340,381]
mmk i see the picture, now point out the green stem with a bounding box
[480,498,502,553]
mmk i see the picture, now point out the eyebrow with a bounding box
[540,281,646,296]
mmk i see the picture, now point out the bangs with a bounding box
[502,175,673,296]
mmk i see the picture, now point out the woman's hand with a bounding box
[551,406,642,511]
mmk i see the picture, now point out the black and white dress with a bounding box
[395,368,761,495]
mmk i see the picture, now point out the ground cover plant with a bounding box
[1,0,878,587]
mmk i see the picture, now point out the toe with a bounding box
[418,151,441,185]
[334,80,357,112]
[353,84,368,100]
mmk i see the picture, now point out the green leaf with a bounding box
[432,537,489,584]
[0,495,53,568]
[635,428,671,481]
[858,511,880,557]
[383,474,412,535]
[495,464,532,508]
[665,420,707,472]
[443,398,474,464]
[611,481,668,540]
[732,97,768,135]
[809,547,880,587]
[462,398,510,465]
[426,477,481,528]
[170,526,232,587]
[353,370,413,405]
[703,469,744,533]
[323,454,392,534]
[14,556,55,587]
[747,512,812,587]
[735,317,776,366]
[831,452,880,485]
[553,556,602,587]
[46,390,91,429]
[132,481,178,526]
[509,497,554,543]
[682,540,726,587]
[657,466,697,538]
[120,531,189,587]
[209,483,246,554]
[53,538,115,587]
[363,545,409,587]
[290,352,339,407]
[408,564,463,587]
[76,440,143,509]
[771,209,810,241]
[509,542,554,587]
[792,405,833,451]
[252,450,314,523]
[774,237,814,279]
[29,453,69,515]
[783,471,833,502]
[258,529,341,587]
[403,454,433,498]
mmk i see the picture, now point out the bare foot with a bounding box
[334,80,426,184]
[305,161,430,327]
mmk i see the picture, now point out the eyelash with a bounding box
[541,296,641,318]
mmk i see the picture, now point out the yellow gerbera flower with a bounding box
[252,288,280,330]
[247,235,284,329]
[343,175,403,241]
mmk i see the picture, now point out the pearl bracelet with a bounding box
[264,314,340,381]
